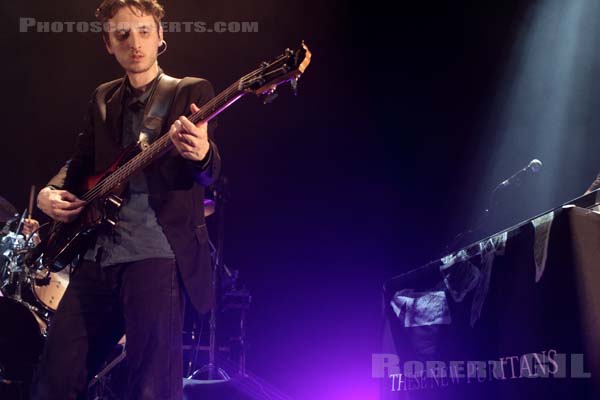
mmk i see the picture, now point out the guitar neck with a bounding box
[80,80,246,203]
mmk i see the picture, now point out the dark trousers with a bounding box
[30,258,184,400]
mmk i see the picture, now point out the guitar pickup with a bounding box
[104,195,123,228]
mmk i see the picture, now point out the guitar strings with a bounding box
[82,78,244,201]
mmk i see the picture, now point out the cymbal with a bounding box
[0,195,17,222]
[203,199,215,217]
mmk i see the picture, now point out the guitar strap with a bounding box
[138,73,181,148]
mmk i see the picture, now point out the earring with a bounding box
[158,39,167,56]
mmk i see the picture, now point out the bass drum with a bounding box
[32,269,69,312]
[0,297,46,384]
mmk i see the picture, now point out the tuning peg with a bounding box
[263,86,278,104]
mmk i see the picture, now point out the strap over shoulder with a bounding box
[139,73,181,145]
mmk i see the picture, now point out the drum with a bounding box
[32,269,69,312]
[0,297,46,383]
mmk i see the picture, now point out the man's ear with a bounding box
[158,22,164,43]
[104,35,114,55]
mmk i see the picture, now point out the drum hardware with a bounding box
[1,210,62,313]
[87,340,127,399]
[222,288,251,376]
[188,177,241,382]
[1,210,35,299]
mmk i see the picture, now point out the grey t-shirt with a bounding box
[85,77,174,266]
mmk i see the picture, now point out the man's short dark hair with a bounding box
[96,0,165,38]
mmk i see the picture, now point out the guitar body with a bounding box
[41,149,132,272]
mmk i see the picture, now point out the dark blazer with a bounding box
[47,72,221,313]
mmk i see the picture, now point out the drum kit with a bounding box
[0,194,69,392]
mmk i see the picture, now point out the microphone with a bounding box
[500,158,543,187]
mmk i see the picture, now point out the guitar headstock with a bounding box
[239,42,311,99]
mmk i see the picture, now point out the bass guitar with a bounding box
[34,42,311,272]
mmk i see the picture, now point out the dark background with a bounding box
[1,1,599,398]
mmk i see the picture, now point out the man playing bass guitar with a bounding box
[31,0,220,398]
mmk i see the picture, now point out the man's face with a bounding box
[104,6,163,76]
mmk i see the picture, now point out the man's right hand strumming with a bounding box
[37,187,85,222]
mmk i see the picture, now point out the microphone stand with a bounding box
[188,177,231,382]
[443,164,534,255]
[443,189,498,255]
